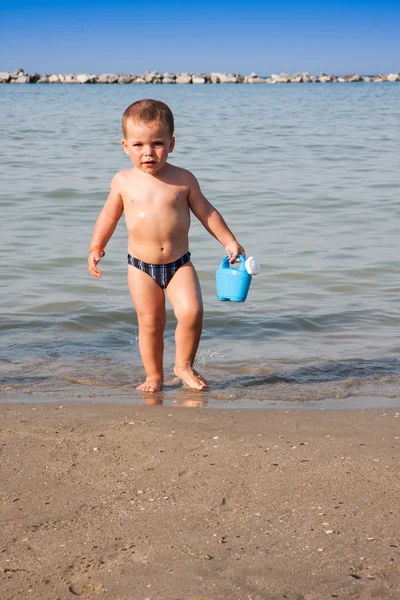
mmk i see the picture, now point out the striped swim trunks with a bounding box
[127,251,191,289]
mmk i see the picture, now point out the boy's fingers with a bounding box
[88,256,102,277]
[89,267,101,278]
[229,253,238,264]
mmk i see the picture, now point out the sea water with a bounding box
[1,83,399,407]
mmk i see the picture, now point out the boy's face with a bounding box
[121,119,175,175]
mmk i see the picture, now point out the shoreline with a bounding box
[1,401,399,599]
[1,391,400,411]
[1,68,400,84]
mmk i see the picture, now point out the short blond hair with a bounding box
[122,99,175,137]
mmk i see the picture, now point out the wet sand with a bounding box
[1,402,399,600]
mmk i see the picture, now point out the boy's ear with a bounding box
[169,136,175,153]
[121,138,128,153]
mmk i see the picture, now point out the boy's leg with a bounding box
[128,266,166,392]
[166,262,207,390]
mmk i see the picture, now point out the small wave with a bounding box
[283,359,400,384]
[42,188,80,199]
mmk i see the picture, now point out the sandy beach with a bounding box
[1,402,399,599]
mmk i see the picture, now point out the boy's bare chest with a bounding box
[122,182,188,212]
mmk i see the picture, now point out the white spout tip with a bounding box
[245,256,260,275]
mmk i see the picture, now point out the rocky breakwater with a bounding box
[1,69,399,84]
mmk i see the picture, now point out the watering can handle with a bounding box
[220,254,246,270]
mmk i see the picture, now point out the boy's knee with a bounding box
[139,313,165,334]
[177,306,203,327]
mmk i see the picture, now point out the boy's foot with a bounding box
[136,377,163,393]
[174,366,208,391]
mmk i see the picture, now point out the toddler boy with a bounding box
[88,99,244,392]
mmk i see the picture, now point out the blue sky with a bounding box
[1,0,399,75]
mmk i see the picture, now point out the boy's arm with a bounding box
[88,174,124,278]
[187,173,245,262]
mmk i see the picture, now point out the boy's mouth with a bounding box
[143,160,156,165]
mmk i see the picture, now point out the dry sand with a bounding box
[1,402,399,600]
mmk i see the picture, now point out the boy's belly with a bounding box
[125,212,191,264]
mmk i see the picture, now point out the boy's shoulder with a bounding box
[165,163,197,185]
[112,168,133,181]
[109,168,135,190]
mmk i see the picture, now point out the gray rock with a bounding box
[132,76,146,84]
[270,73,290,83]
[96,73,118,83]
[10,69,24,78]
[118,74,131,84]
[219,73,238,83]
[247,77,266,83]
[12,75,30,83]
[246,72,266,83]
[37,75,49,83]
[349,74,361,82]
[339,73,360,82]
[76,74,95,84]
[144,71,159,83]
[192,75,206,84]
[63,74,77,83]
[386,73,400,82]
[0,71,11,83]
[362,76,372,82]
[318,73,334,83]
[176,74,192,84]
[162,72,176,79]
[48,74,60,83]
[162,77,176,84]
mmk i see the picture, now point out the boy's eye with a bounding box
[155,141,164,146]
[133,143,142,147]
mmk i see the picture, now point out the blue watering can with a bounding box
[216,254,252,302]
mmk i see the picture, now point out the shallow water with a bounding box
[1,83,400,407]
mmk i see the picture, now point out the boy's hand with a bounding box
[88,251,103,278]
[225,242,245,264]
